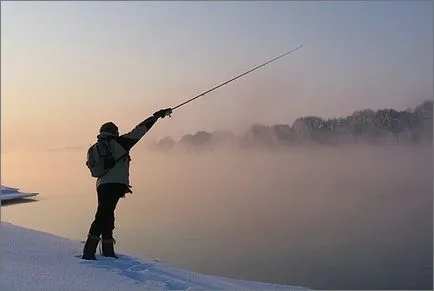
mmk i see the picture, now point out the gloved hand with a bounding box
[153,108,172,119]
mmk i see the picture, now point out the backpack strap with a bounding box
[99,139,112,157]
[98,151,129,178]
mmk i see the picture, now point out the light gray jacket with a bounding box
[95,116,157,190]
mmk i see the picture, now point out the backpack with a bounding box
[86,139,125,178]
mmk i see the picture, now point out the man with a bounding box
[82,108,172,260]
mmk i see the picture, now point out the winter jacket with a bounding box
[95,116,157,191]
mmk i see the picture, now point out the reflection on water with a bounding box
[1,198,39,207]
[1,146,432,289]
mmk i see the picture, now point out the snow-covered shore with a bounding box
[0,222,308,290]
[0,185,38,201]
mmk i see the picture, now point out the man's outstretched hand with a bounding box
[153,108,172,119]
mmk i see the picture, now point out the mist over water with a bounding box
[1,144,432,289]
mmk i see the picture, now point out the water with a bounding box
[1,145,432,290]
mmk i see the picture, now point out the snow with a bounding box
[0,222,308,290]
[1,185,38,201]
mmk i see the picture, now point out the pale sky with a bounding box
[1,1,432,152]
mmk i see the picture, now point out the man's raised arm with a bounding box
[117,108,172,151]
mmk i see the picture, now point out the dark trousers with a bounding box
[88,183,125,239]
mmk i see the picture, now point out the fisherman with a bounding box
[80,45,302,260]
[82,108,172,260]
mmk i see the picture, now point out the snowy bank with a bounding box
[1,185,38,201]
[0,222,308,290]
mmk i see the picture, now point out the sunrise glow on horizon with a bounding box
[1,1,432,153]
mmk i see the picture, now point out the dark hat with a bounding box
[100,122,119,135]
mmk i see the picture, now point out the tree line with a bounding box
[150,100,433,151]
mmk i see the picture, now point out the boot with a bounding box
[101,238,118,258]
[81,234,100,260]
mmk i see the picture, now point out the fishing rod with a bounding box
[170,44,304,111]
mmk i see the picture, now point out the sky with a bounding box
[1,1,433,152]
